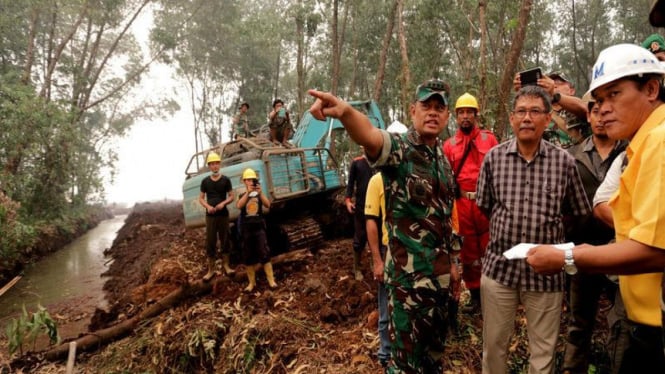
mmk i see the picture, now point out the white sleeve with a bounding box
[593,151,625,207]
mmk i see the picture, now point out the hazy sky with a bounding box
[104,7,197,206]
[105,102,196,205]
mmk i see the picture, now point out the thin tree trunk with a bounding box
[331,0,339,95]
[22,6,39,85]
[78,0,151,113]
[373,0,399,102]
[348,33,359,99]
[396,0,411,122]
[296,8,306,118]
[39,1,89,100]
[495,0,533,139]
[478,0,489,128]
[347,0,360,99]
[274,43,281,100]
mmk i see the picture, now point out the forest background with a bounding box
[0,0,658,276]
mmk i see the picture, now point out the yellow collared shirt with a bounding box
[610,104,665,326]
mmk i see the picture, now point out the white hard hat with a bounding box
[387,120,408,134]
[588,43,665,95]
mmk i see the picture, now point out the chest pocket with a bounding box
[405,148,435,207]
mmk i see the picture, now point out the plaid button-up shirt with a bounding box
[476,139,591,292]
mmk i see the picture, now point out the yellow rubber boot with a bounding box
[222,254,235,275]
[244,265,256,292]
[264,262,277,288]
[203,258,215,281]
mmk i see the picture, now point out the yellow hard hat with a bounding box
[206,152,221,164]
[242,168,258,180]
[455,93,479,111]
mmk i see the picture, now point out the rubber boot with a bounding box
[222,254,235,275]
[264,262,277,288]
[244,265,256,292]
[463,288,481,314]
[353,251,364,281]
[203,257,215,281]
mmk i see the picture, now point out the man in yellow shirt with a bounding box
[527,43,665,372]
[365,172,391,368]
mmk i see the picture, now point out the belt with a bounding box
[460,190,476,200]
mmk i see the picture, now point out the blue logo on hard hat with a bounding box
[593,62,605,79]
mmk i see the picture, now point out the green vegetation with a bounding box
[5,305,59,356]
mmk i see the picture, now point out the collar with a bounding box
[581,136,596,153]
[407,127,441,150]
[455,126,480,140]
[505,138,548,158]
[582,135,627,154]
[627,103,665,159]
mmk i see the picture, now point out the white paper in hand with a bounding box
[503,242,574,260]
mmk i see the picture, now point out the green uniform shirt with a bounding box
[372,129,457,290]
[234,113,249,136]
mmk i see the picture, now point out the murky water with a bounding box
[0,215,126,321]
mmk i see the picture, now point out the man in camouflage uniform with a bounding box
[308,78,460,373]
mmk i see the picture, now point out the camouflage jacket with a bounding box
[372,128,457,290]
[234,113,249,134]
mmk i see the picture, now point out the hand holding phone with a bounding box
[519,67,543,87]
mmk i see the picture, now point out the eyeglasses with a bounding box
[512,108,550,119]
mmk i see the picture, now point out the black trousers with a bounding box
[618,319,665,373]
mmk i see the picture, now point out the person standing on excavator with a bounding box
[443,92,498,315]
[198,152,236,281]
[309,79,460,373]
[232,102,250,140]
[236,168,277,292]
[269,99,292,145]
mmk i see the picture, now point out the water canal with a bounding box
[0,215,126,323]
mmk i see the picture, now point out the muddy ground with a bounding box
[1,201,613,373]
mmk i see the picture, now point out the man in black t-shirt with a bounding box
[345,149,374,281]
[198,152,235,281]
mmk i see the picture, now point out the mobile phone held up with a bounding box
[252,179,259,187]
[519,67,542,87]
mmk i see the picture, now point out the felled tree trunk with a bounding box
[41,249,312,361]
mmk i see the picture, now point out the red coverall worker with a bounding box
[443,93,498,313]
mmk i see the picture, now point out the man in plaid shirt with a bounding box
[476,85,590,374]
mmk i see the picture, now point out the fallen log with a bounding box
[0,276,22,297]
[41,248,313,361]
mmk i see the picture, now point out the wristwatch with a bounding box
[552,92,561,104]
[563,248,578,275]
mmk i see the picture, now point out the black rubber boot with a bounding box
[462,288,481,314]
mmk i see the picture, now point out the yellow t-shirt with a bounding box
[365,173,388,246]
[610,104,665,326]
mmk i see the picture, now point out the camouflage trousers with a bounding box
[386,284,450,374]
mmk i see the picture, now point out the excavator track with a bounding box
[280,217,324,252]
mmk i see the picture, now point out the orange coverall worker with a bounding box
[443,126,498,290]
